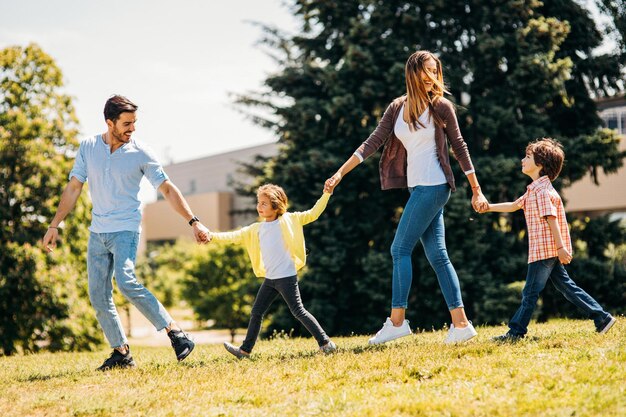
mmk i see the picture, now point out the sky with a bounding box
[0,0,299,164]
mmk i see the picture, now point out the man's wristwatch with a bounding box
[188,216,200,226]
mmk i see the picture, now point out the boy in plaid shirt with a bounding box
[482,138,615,340]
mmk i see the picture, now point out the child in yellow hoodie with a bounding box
[210,184,336,357]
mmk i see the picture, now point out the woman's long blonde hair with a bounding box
[404,50,449,129]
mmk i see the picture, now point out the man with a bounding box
[42,95,210,370]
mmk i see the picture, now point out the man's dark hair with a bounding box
[104,95,138,122]
[526,137,565,181]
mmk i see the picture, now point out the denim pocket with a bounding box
[539,257,557,270]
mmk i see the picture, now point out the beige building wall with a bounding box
[562,97,626,216]
[140,142,279,252]
[142,192,232,242]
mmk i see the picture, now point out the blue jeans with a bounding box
[509,257,611,336]
[390,184,464,310]
[240,275,330,353]
[87,231,172,348]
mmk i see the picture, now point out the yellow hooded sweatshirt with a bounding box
[210,192,331,278]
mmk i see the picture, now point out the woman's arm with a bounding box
[440,100,488,212]
[324,155,360,193]
[325,100,399,193]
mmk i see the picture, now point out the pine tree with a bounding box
[237,0,625,335]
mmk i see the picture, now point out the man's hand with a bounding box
[193,222,211,244]
[42,227,59,252]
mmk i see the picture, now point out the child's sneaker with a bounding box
[597,315,616,334]
[444,322,478,344]
[368,318,412,345]
[492,332,524,343]
[224,342,250,359]
[320,341,337,354]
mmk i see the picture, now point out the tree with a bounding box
[180,240,259,342]
[237,0,625,335]
[0,44,101,355]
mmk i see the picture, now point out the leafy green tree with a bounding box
[0,44,101,355]
[179,240,259,342]
[237,0,625,335]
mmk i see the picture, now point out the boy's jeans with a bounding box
[240,275,330,353]
[87,231,172,348]
[390,184,464,310]
[509,257,611,336]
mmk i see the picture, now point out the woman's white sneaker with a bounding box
[368,318,412,345]
[444,322,477,344]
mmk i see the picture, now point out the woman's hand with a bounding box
[471,191,489,213]
[324,172,342,194]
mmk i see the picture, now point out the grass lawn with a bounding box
[1,318,624,417]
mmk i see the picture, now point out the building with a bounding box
[561,95,626,220]
[140,142,279,252]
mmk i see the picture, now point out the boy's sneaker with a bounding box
[168,329,195,361]
[444,322,478,344]
[368,318,412,345]
[97,345,136,371]
[224,342,250,359]
[320,341,337,354]
[597,315,616,334]
[492,332,524,343]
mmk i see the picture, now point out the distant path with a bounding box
[122,306,244,346]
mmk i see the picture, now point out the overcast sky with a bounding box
[0,0,298,164]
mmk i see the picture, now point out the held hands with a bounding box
[471,191,489,213]
[557,247,572,265]
[193,222,211,244]
[324,172,342,194]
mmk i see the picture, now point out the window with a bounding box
[600,106,626,135]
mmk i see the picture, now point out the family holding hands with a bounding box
[42,50,615,370]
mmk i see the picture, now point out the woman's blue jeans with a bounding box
[87,231,172,348]
[509,257,611,336]
[390,184,464,310]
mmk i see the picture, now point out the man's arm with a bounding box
[42,177,84,252]
[158,180,210,243]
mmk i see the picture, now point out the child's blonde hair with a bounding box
[526,138,565,181]
[257,184,288,216]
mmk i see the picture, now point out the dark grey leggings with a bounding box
[240,275,329,353]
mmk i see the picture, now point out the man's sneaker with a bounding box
[97,345,136,371]
[368,318,412,345]
[168,329,195,361]
[492,332,524,343]
[598,315,616,334]
[320,340,337,354]
[224,342,250,359]
[444,322,478,344]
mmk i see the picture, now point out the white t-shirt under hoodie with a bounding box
[394,105,447,187]
[259,219,297,279]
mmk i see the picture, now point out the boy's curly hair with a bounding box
[257,184,288,216]
[526,138,565,181]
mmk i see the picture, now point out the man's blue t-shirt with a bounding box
[69,134,169,233]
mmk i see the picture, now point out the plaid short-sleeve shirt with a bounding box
[515,176,572,263]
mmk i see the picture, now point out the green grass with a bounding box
[2,318,625,417]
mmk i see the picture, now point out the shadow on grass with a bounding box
[15,369,93,382]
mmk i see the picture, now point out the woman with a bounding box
[325,50,488,344]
